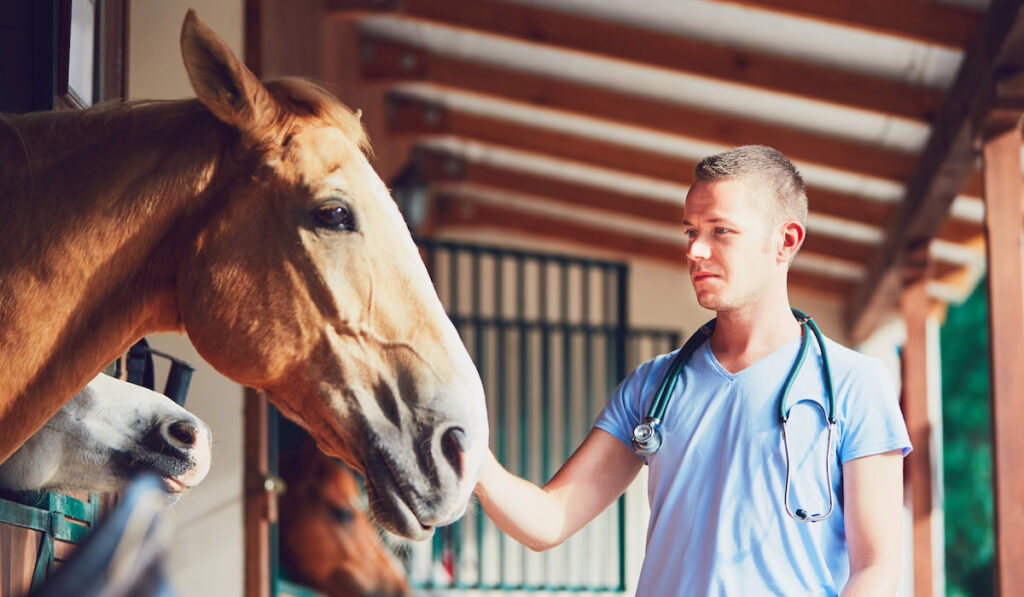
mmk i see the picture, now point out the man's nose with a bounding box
[687,235,710,260]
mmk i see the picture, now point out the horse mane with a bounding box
[0,76,369,164]
[263,77,371,156]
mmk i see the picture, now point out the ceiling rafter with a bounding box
[386,93,984,245]
[710,0,982,48]
[416,146,682,223]
[846,0,1024,342]
[332,0,944,120]
[359,35,979,190]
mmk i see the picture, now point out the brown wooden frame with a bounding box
[846,1,1024,342]
[982,117,1024,596]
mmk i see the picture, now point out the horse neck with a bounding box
[0,100,231,461]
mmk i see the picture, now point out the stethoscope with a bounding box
[631,309,837,523]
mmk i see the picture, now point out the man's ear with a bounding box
[778,221,805,264]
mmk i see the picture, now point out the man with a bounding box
[474,146,911,595]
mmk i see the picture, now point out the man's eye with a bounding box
[684,229,696,238]
[714,227,730,234]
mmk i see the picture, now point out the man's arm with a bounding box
[474,428,644,551]
[841,449,905,596]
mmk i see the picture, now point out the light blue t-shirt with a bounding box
[595,334,911,596]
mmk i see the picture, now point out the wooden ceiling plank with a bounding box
[363,34,924,181]
[388,93,901,229]
[711,0,981,49]
[937,218,986,245]
[416,147,684,223]
[340,0,944,120]
[846,0,1024,342]
[788,270,857,300]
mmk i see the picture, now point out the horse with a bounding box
[0,373,211,498]
[0,9,487,538]
[279,436,410,597]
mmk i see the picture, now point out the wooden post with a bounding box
[901,246,938,597]
[982,114,1024,596]
[244,388,272,597]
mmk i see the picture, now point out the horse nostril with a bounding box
[167,420,198,446]
[440,427,467,477]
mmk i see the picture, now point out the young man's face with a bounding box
[682,178,782,312]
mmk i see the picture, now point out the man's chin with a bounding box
[694,294,722,311]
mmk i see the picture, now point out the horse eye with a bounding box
[328,504,355,524]
[314,204,355,230]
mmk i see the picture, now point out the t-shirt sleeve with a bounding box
[594,357,662,454]
[837,355,913,463]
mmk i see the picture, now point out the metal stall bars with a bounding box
[0,490,100,596]
[409,239,680,593]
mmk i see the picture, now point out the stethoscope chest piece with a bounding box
[631,417,662,456]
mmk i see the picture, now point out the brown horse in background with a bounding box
[0,10,487,538]
[280,437,410,597]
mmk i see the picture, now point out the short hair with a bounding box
[693,145,808,228]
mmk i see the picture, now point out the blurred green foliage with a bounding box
[940,279,993,596]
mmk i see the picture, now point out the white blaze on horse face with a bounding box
[0,374,212,496]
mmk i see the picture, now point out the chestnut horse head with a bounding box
[0,10,486,538]
[280,437,410,597]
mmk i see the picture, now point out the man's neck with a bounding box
[708,298,802,374]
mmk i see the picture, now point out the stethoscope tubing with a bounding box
[631,308,838,523]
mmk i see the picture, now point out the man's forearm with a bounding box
[474,452,568,551]
[474,430,644,552]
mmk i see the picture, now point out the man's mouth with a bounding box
[692,271,719,281]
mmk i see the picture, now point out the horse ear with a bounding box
[180,9,275,139]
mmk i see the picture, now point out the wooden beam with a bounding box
[845,1,1024,343]
[243,388,272,597]
[336,0,944,120]
[389,93,980,244]
[362,36,924,181]
[901,279,937,597]
[416,148,683,224]
[712,0,982,49]
[982,119,1024,597]
[387,93,701,187]
[431,192,857,298]
[937,217,985,246]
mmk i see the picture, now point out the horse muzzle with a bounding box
[131,415,213,494]
[360,417,488,539]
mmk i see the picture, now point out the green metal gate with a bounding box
[408,239,681,592]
